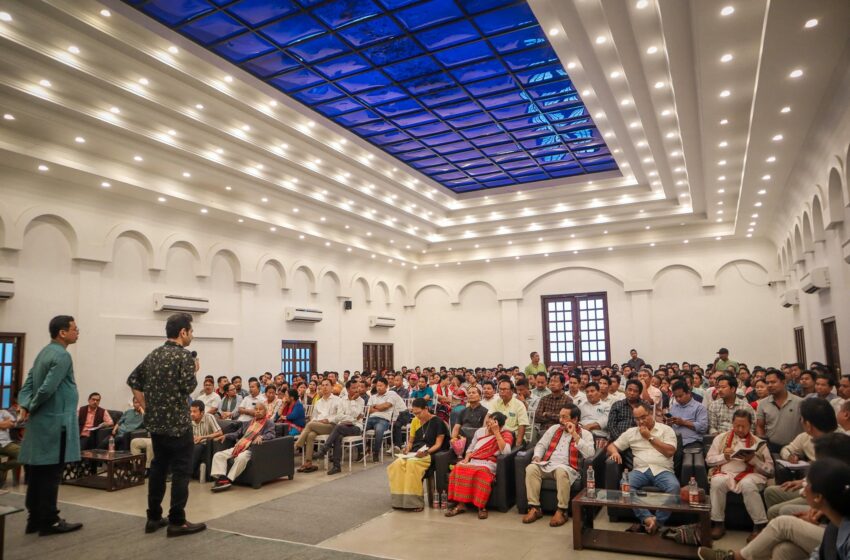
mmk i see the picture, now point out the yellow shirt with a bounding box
[491,397,530,433]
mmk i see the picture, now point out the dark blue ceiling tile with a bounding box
[369,129,409,144]
[502,114,549,131]
[489,25,547,54]
[395,0,464,31]
[416,20,479,51]
[515,63,567,86]
[352,120,396,135]
[335,109,382,127]
[397,148,435,161]
[141,0,213,25]
[473,134,514,148]
[419,88,468,108]
[313,52,371,79]
[314,97,365,117]
[419,131,462,146]
[459,123,501,139]
[362,37,422,65]
[402,72,455,95]
[467,165,499,177]
[491,102,538,120]
[384,55,442,82]
[446,112,492,128]
[259,13,324,47]
[292,83,345,104]
[431,171,468,182]
[457,158,489,169]
[451,58,506,83]
[376,0,419,8]
[457,0,517,15]
[474,3,536,35]
[432,100,478,119]
[374,98,423,117]
[445,149,482,163]
[503,45,559,71]
[313,0,382,28]
[410,156,448,168]
[432,140,472,154]
[336,70,392,93]
[511,125,554,140]
[385,140,425,153]
[433,40,493,68]
[241,50,300,77]
[392,111,438,128]
[501,158,537,170]
[288,34,351,63]
[179,11,245,44]
[478,90,526,109]
[212,32,275,62]
[226,0,298,26]
[338,16,403,47]
[356,85,408,104]
[464,74,517,97]
[269,67,325,91]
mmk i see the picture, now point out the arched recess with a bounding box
[18,212,79,255]
[353,275,371,302]
[373,280,390,306]
[779,246,787,274]
[155,234,203,274]
[521,265,625,296]
[785,238,794,269]
[801,211,814,253]
[811,195,826,242]
[256,255,287,290]
[712,259,770,286]
[393,284,408,306]
[651,264,704,285]
[826,167,845,225]
[413,283,456,304]
[287,261,318,294]
[207,248,242,283]
[793,225,804,263]
[0,206,14,248]
[317,267,342,298]
[458,279,498,300]
[105,226,155,269]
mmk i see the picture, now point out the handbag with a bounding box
[450,436,466,458]
[661,523,702,546]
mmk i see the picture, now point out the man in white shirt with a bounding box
[295,379,341,473]
[365,377,407,462]
[196,378,221,416]
[607,402,679,534]
[480,381,498,411]
[833,375,850,416]
[523,404,595,527]
[580,382,612,439]
[236,379,263,422]
[567,375,587,408]
[316,380,365,474]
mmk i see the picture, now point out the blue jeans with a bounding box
[366,416,390,457]
[629,469,680,526]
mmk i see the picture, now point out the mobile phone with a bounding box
[636,490,647,496]
[664,413,672,418]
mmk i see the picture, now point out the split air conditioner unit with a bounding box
[779,289,799,308]
[800,267,830,294]
[153,293,210,314]
[369,315,396,328]
[0,278,14,300]
[285,307,323,323]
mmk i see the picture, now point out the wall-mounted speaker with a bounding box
[343,300,353,310]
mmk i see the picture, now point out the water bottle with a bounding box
[620,468,630,493]
[440,490,448,511]
[688,476,699,505]
[586,466,596,494]
[199,463,207,484]
[108,436,115,453]
[432,488,440,509]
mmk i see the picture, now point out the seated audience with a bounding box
[409,375,434,404]
[98,397,144,451]
[607,402,680,534]
[808,373,837,402]
[386,398,449,511]
[580,382,612,441]
[798,370,816,398]
[236,379,263,422]
[535,373,573,435]
[491,379,529,444]
[445,412,513,520]
[833,375,849,415]
[668,380,709,449]
[450,386,487,442]
[638,368,663,420]
[390,374,409,400]
[218,383,241,420]
[479,381,498,411]
[706,409,774,540]
[130,436,154,473]
[315,380,365,474]
[838,400,850,434]
[215,375,229,397]
[276,389,306,435]
[709,375,755,435]
[264,386,282,420]
[607,379,650,443]
[231,376,248,398]
[78,392,113,450]
[531,373,551,401]
[295,379,341,473]
[514,377,535,410]
[210,402,274,492]
[0,407,20,485]
[196,378,221,416]
[190,400,222,475]
[756,369,803,452]
[365,377,407,462]
[566,375,587,407]
[523,404,595,527]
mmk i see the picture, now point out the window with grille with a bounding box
[0,334,23,409]
[281,340,317,383]
[541,293,610,368]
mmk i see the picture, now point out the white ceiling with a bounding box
[0,0,847,267]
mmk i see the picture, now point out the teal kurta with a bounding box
[17,341,81,465]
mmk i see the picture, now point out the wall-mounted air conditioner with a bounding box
[0,278,14,300]
[285,307,323,322]
[779,289,799,308]
[800,267,829,294]
[369,315,396,328]
[153,293,210,314]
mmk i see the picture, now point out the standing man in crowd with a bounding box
[524,352,547,378]
[17,315,83,536]
[627,349,646,372]
[714,348,739,374]
[128,313,206,537]
[755,369,803,453]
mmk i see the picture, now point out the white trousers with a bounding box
[709,475,767,524]
[740,515,824,560]
[210,449,252,481]
[130,437,154,469]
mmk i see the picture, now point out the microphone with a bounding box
[191,351,197,358]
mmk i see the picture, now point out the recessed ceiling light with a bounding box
[74,136,85,143]
[750,221,757,226]
[158,197,166,202]
[719,90,731,98]
[0,11,12,22]
[752,213,759,218]
[757,189,767,195]
[754,202,763,207]
[654,81,665,89]
[788,69,803,78]
[636,0,649,8]
[610,71,621,79]
[661,109,672,116]
[717,201,724,206]
[133,155,143,161]
[515,256,520,260]
[720,6,735,16]
[607,247,613,251]
[225,186,232,191]
[780,106,791,114]
[293,208,299,213]
[746,234,752,238]
[717,188,725,194]
[620,99,631,106]
[772,134,784,141]
[646,45,658,54]
[766,156,776,163]
[2,113,13,121]
[650,243,656,247]
[346,247,352,253]
[68,45,80,55]
[270,227,277,232]
[223,75,233,83]
[39,79,52,88]
[718,141,728,147]
[804,18,818,28]
[324,242,331,247]
[595,36,607,44]
[109,106,121,114]
[299,235,305,240]
[366,232,372,236]
[167,45,179,55]
[260,197,268,203]
[567,62,577,69]
[720,118,728,125]
[683,240,689,244]
[99,9,111,17]
[718,160,727,166]
[182,172,191,178]
[138,77,149,86]
[37,164,49,171]
[761,174,771,180]
[720,53,733,63]
[200,208,208,214]
[320,216,326,222]
[548,28,559,37]
[101,181,111,188]
[344,225,350,229]
[666,132,676,139]
[717,210,724,215]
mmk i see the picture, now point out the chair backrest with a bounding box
[305,404,314,419]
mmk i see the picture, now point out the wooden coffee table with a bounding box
[63,450,145,491]
[572,488,711,559]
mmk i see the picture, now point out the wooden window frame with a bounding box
[541,292,611,369]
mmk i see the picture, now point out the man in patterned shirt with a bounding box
[127,313,206,537]
[607,379,652,444]
[709,375,754,435]
[534,373,573,435]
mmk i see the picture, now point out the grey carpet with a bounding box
[206,462,393,544]
[0,493,385,560]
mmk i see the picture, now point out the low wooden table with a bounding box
[572,488,711,559]
[63,450,145,491]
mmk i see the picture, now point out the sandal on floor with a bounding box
[302,465,319,473]
[296,465,309,472]
[478,509,488,519]
[411,507,424,512]
[626,522,647,533]
[444,507,466,517]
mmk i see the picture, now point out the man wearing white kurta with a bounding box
[523,404,595,527]
[705,409,773,540]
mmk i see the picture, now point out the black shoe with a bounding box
[39,519,83,536]
[314,447,327,460]
[327,465,342,475]
[166,521,207,538]
[145,518,168,534]
[25,521,38,535]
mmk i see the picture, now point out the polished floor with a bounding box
[0,460,749,560]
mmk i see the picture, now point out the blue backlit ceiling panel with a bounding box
[126,0,619,193]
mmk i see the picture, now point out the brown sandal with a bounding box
[445,506,466,517]
[478,509,488,519]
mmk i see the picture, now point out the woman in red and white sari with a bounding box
[444,412,513,519]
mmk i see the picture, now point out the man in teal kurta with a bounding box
[17,315,83,536]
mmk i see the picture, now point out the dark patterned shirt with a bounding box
[534,392,574,432]
[127,341,197,437]
[607,398,653,442]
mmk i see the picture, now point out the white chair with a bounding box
[340,405,368,471]
[363,411,393,464]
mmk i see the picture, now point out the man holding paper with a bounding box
[705,409,773,541]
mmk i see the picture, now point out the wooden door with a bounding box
[822,318,841,375]
[281,340,317,383]
[363,343,394,373]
